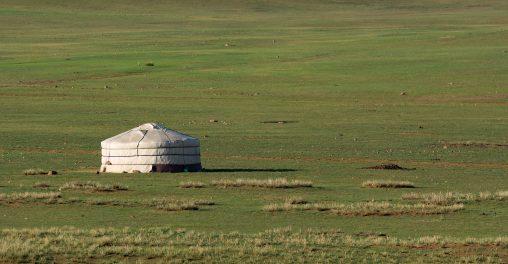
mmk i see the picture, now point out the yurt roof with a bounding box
[101,123,199,149]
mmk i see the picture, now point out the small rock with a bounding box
[47,170,58,175]
[443,145,448,149]
[400,92,407,96]
[209,119,218,123]
[224,43,229,47]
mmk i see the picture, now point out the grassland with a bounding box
[0,0,507,262]
[1,227,507,263]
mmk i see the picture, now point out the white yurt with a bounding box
[100,123,202,173]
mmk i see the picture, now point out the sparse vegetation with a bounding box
[23,169,44,175]
[0,192,62,204]
[32,182,51,188]
[148,197,214,211]
[212,178,313,188]
[74,197,214,211]
[23,169,56,176]
[402,191,508,205]
[263,201,464,216]
[83,198,131,206]
[285,196,308,205]
[362,180,415,188]
[0,192,214,211]
[60,181,128,192]
[0,227,506,263]
[179,181,206,188]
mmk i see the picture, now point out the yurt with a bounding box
[100,123,202,173]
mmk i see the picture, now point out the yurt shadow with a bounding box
[202,168,297,173]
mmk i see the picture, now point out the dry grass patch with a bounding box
[74,197,215,211]
[362,180,415,188]
[179,181,205,188]
[0,192,62,204]
[0,193,215,212]
[32,182,51,188]
[83,198,133,207]
[1,227,505,263]
[148,198,215,211]
[23,169,57,176]
[212,178,312,188]
[60,181,128,192]
[402,190,508,205]
[285,196,309,205]
[263,201,463,216]
[23,168,44,175]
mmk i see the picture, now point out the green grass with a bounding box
[0,0,507,262]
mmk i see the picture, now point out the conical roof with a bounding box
[101,123,199,149]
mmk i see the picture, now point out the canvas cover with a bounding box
[100,123,202,173]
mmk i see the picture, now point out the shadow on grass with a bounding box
[202,168,297,173]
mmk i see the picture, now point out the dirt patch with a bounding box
[361,164,416,170]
